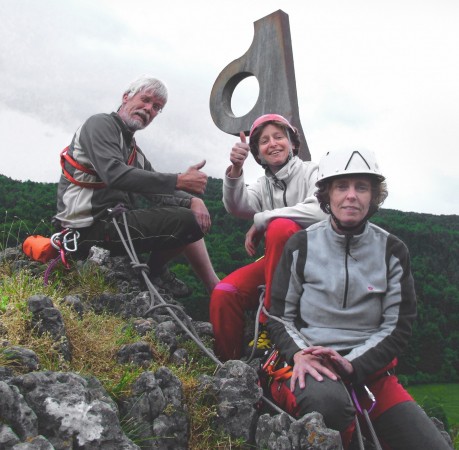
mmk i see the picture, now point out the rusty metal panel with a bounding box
[210,10,310,161]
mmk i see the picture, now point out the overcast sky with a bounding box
[1,0,458,216]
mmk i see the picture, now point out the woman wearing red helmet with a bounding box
[210,114,326,361]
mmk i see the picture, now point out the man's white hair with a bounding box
[123,75,168,103]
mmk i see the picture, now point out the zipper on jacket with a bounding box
[265,178,275,209]
[343,235,352,308]
[281,180,287,206]
[266,177,288,208]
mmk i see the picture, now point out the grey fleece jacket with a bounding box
[55,112,193,228]
[267,217,417,384]
[222,157,326,231]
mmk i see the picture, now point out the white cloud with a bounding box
[0,0,458,215]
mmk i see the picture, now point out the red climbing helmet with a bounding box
[249,114,295,138]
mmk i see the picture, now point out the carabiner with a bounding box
[63,230,80,252]
[364,385,376,403]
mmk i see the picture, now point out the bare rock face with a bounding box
[120,367,189,450]
[1,346,40,372]
[27,295,72,362]
[198,360,263,443]
[0,381,38,441]
[117,341,154,368]
[10,371,139,450]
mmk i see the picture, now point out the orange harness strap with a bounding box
[266,363,293,382]
[60,145,137,189]
[262,348,293,382]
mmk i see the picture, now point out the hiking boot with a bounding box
[151,268,192,298]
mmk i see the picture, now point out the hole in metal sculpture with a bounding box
[231,76,260,117]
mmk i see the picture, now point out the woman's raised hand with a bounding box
[229,132,250,178]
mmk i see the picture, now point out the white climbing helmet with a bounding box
[316,149,385,185]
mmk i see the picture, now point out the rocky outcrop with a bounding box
[119,368,189,450]
[0,246,454,449]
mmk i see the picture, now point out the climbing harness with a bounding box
[60,144,137,189]
[260,348,293,384]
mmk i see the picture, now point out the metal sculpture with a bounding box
[210,9,310,161]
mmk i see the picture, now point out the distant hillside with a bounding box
[1,174,459,383]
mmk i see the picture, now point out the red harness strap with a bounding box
[60,145,137,189]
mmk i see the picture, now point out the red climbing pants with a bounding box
[268,360,449,449]
[209,218,301,361]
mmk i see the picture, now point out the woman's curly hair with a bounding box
[315,176,388,215]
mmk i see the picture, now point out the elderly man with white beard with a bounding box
[54,75,219,297]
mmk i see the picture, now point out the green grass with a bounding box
[0,260,233,449]
[408,383,459,448]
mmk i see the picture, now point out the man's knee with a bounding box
[171,208,203,241]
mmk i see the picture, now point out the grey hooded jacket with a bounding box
[268,217,417,384]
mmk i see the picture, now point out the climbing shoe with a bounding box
[151,268,192,298]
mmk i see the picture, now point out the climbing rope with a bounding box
[110,214,221,366]
[110,212,294,420]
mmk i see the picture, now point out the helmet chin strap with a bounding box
[327,205,378,235]
[330,212,367,234]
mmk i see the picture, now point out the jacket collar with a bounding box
[265,156,299,181]
[326,216,370,247]
[111,112,135,147]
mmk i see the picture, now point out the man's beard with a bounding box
[120,110,150,132]
[123,116,146,131]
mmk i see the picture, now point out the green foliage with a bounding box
[0,175,57,248]
[1,175,459,384]
[0,294,8,312]
[372,209,459,384]
[408,383,459,448]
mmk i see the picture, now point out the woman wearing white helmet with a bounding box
[266,148,451,449]
[210,114,326,361]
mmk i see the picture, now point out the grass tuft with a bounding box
[0,259,239,448]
